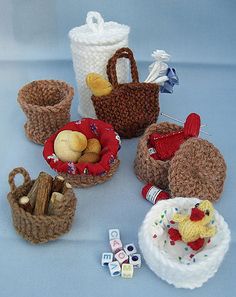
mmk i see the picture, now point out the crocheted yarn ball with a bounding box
[169,138,226,201]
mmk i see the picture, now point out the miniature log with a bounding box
[48,192,66,216]
[33,172,53,215]
[52,175,65,193]
[27,175,42,208]
[62,182,72,194]
[19,196,33,213]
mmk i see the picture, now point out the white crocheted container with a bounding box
[139,198,230,289]
[69,11,130,118]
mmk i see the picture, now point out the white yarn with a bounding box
[139,198,231,289]
[69,11,130,118]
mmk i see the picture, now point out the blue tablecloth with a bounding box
[0,60,235,297]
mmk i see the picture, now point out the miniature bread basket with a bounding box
[7,167,77,244]
[43,118,120,187]
[18,80,74,144]
[134,122,226,201]
[139,197,230,289]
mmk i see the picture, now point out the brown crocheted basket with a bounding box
[134,122,182,189]
[18,80,74,145]
[7,167,77,244]
[169,138,226,201]
[91,48,159,139]
[134,123,227,201]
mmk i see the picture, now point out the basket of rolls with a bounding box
[43,118,121,187]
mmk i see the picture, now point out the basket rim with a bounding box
[17,79,74,111]
[7,180,77,221]
[139,197,231,273]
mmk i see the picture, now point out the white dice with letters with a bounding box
[110,238,122,253]
[129,254,141,268]
[124,243,137,256]
[109,229,120,240]
[108,261,121,277]
[101,252,113,266]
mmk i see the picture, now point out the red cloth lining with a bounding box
[43,118,120,176]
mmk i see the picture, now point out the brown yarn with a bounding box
[7,167,77,244]
[59,159,120,187]
[169,138,227,201]
[91,48,159,139]
[18,80,74,145]
[134,122,182,189]
[134,123,227,201]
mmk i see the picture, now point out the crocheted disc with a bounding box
[169,138,226,201]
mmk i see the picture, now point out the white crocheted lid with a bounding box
[69,11,130,45]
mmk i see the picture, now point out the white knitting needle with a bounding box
[160,112,210,136]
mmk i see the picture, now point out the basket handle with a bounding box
[86,11,105,33]
[8,167,31,193]
[107,47,139,88]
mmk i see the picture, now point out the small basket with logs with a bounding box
[7,167,77,244]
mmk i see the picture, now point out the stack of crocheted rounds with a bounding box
[18,80,74,145]
[134,122,182,189]
[7,168,77,244]
[169,138,227,201]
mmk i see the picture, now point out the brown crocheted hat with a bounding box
[169,138,227,201]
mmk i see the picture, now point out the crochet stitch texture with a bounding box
[7,168,77,244]
[18,80,74,145]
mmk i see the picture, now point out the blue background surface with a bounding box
[0,1,235,296]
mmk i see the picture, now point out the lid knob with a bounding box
[86,11,104,33]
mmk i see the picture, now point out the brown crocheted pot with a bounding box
[134,122,183,189]
[59,159,120,187]
[7,168,77,244]
[18,80,74,145]
[169,138,227,201]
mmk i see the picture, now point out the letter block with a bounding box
[108,261,121,277]
[115,250,128,264]
[110,238,122,253]
[129,254,141,268]
[121,264,134,279]
[101,252,113,266]
[124,243,137,256]
[109,229,120,240]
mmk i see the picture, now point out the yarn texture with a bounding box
[134,123,227,201]
[59,159,120,187]
[134,122,182,189]
[139,198,231,289]
[18,80,74,145]
[92,48,160,138]
[7,168,77,244]
[43,119,121,188]
[169,138,226,201]
[69,11,130,118]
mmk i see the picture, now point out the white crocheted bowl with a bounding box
[139,197,230,289]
